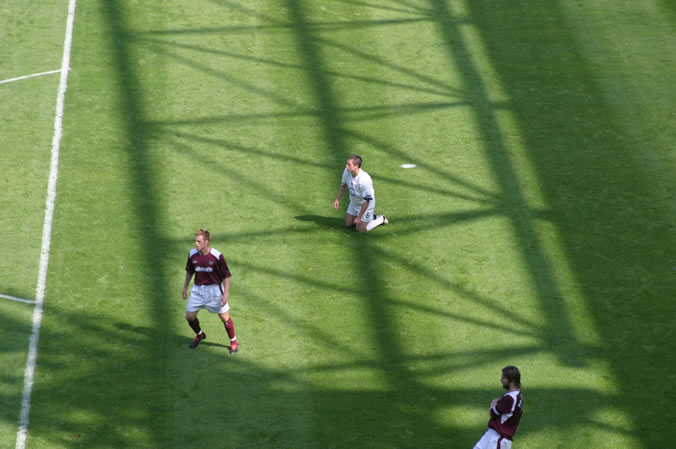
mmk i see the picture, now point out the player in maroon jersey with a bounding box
[182,229,239,354]
[473,366,523,449]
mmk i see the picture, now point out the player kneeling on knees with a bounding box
[334,155,389,232]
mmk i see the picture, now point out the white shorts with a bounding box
[347,202,376,222]
[473,429,512,449]
[187,284,230,314]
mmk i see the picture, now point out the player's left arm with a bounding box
[219,255,231,305]
[221,276,230,306]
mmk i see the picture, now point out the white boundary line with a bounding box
[16,0,77,448]
[0,70,62,86]
[0,294,37,305]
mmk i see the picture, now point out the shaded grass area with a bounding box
[0,1,77,447]
[0,303,33,449]
[2,0,673,448]
[20,0,175,447]
[459,1,675,446]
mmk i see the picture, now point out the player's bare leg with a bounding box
[345,213,357,229]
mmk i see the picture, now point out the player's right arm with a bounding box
[183,251,197,299]
[334,184,347,209]
[489,398,499,416]
[182,271,193,299]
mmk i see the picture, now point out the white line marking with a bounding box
[0,70,62,86]
[0,294,37,305]
[400,163,417,168]
[16,1,77,448]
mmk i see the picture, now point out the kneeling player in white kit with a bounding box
[473,366,523,449]
[334,155,389,232]
[182,228,239,354]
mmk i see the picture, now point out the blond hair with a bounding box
[195,228,211,242]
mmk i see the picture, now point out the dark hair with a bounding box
[348,155,363,168]
[502,365,521,387]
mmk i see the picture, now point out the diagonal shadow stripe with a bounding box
[428,0,583,366]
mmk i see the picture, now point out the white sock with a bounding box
[366,215,384,231]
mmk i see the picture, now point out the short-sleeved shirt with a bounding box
[488,390,523,440]
[186,248,231,285]
[341,168,375,209]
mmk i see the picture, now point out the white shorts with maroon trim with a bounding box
[187,284,229,314]
[473,428,512,449]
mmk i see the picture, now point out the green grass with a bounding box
[1,0,674,448]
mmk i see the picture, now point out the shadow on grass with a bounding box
[11,1,673,448]
[8,303,604,448]
[281,1,517,447]
[429,0,675,446]
[284,0,673,446]
[294,214,345,229]
[17,0,181,447]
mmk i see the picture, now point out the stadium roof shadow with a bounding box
[428,0,675,446]
[14,303,633,448]
[277,0,673,446]
[13,0,672,448]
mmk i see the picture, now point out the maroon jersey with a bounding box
[488,390,523,440]
[186,248,231,285]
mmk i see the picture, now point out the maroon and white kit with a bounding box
[185,248,231,314]
[474,390,523,449]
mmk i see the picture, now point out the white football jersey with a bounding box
[342,168,376,208]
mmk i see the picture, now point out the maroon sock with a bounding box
[224,318,236,340]
[188,318,202,335]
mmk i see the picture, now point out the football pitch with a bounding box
[1,1,674,448]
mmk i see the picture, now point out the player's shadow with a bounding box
[187,339,230,349]
[294,214,345,229]
[115,321,232,349]
[114,322,155,337]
